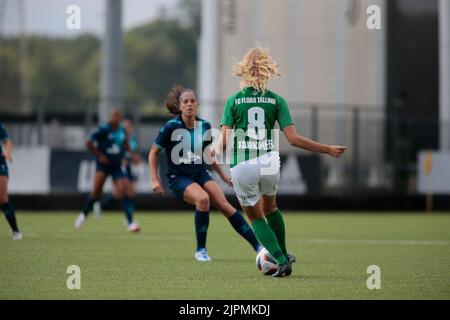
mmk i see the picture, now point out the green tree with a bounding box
[0,0,200,116]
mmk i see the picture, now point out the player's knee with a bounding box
[196,194,210,210]
[91,191,101,199]
[126,187,135,198]
[0,194,8,204]
[115,189,125,199]
[263,202,277,214]
[114,181,127,198]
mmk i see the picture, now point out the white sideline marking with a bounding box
[26,233,191,241]
[291,238,450,246]
[23,233,450,246]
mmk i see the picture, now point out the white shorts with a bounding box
[230,151,280,207]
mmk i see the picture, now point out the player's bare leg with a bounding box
[241,199,264,222]
[114,177,140,232]
[183,183,212,261]
[0,176,9,204]
[183,182,210,211]
[125,179,136,198]
[0,176,21,239]
[75,171,108,229]
[203,180,234,217]
[203,180,262,252]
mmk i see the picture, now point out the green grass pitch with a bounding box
[1,212,449,300]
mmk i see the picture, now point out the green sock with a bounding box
[266,209,288,258]
[251,218,287,265]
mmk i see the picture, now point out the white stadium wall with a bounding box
[200,0,387,188]
[215,0,386,108]
[8,147,50,194]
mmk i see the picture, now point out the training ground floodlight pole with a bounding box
[439,0,450,152]
[99,0,123,124]
[198,0,219,124]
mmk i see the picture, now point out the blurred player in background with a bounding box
[93,117,142,218]
[0,122,22,240]
[75,109,140,232]
[217,47,347,277]
[149,85,262,262]
[122,117,142,197]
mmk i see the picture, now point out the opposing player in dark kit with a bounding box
[75,109,140,232]
[0,122,22,240]
[149,85,262,261]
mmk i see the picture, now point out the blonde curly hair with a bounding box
[234,47,281,93]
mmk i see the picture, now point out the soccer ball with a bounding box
[256,248,279,275]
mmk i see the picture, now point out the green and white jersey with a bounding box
[221,87,294,167]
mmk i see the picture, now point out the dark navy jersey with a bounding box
[0,122,9,157]
[154,116,212,176]
[89,123,127,167]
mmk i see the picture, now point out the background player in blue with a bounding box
[123,118,142,197]
[93,117,142,218]
[149,85,262,262]
[75,109,141,232]
[0,123,22,240]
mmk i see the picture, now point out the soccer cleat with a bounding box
[194,248,212,262]
[272,262,292,277]
[93,201,102,219]
[127,222,141,233]
[12,232,23,240]
[288,253,296,265]
[74,213,86,229]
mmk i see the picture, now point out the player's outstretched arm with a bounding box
[123,137,131,153]
[4,139,13,163]
[214,125,233,158]
[210,162,232,187]
[148,145,165,195]
[131,152,143,164]
[282,125,348,158]
[85,140,109,164]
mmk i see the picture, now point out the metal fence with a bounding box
[0,101,442,196]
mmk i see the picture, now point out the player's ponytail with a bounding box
[165,84,196,115]
[165,84,184,114]
[234,47,281,93]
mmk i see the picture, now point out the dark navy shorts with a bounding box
[96,162,126,181]
[167,169,214,200]
[125,164,137,182]
[0,157,8,178]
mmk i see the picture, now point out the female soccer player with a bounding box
[149,85,262,262]
[217,47,347,277]
[75,109,140,232]
[123,118,142,197]
[0,122,22,240]
[93,118,141,218]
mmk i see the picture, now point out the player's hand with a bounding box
[210,148,216,159]
[203,147,216,165]
[152,179,165,195]
[132,153,143,164]
[221,175,233,187]
[99,154,109,165]
[4,152,12,163]
[327,146,348,158]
